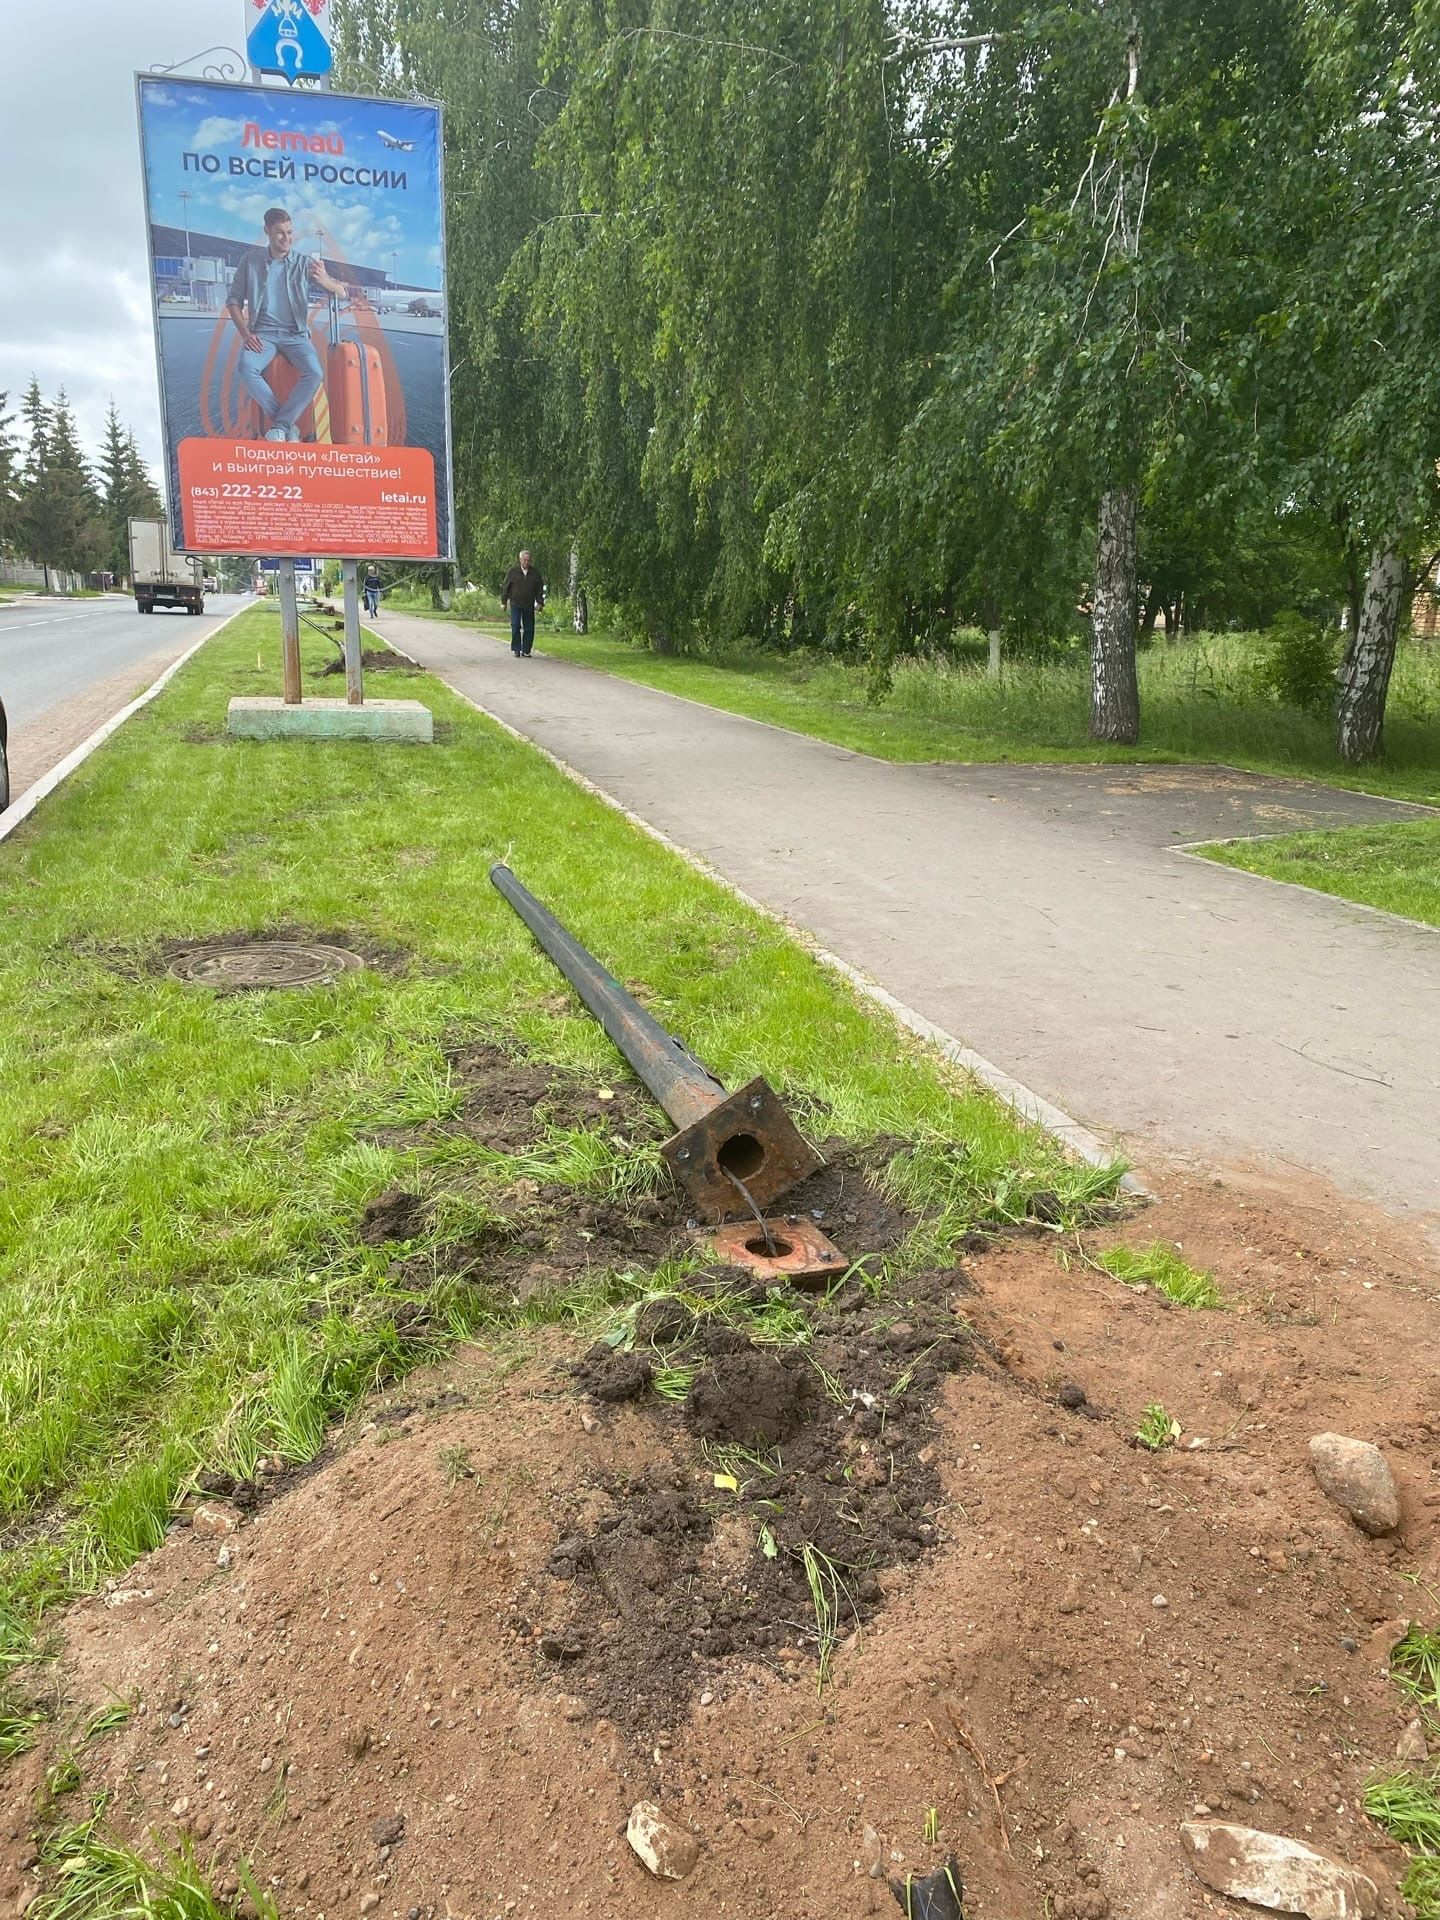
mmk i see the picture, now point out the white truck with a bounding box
[129,517,205,615]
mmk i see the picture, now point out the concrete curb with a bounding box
[0,603,248,846]
[1171,843,1440,940]
[389,629,1143,1192]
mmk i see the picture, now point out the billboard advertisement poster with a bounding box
[135,75,454,560]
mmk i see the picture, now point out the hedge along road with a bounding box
[381,611,1440,1236]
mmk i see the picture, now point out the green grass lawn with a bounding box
[1197,818,1440,928]
[0,606,1115,1638]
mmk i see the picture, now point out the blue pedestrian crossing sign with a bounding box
[247,0,333,83]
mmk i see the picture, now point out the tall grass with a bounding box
[535,626,1440,804]
[830,631,1440,799]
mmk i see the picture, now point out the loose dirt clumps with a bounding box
[4,1158,1437,1920]
[446,1039,663,1154]
[520,1264,971,1731]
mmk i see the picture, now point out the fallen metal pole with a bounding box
[490,864,821,1220]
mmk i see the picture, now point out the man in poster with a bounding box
[226,207,349,442]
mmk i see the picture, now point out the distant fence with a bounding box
[0,558,111,593]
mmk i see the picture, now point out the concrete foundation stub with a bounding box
[226,697,434,744]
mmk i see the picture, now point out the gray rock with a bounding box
[1308,1434,1400,1536]
[1181,1821,1379,1919]
[371,1813,405,1848]
[627,1801,700,1880]
[1397,1719,1429,1763]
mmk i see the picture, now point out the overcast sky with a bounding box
[0,0,260,473]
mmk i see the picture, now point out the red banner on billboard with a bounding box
[178,439,436,557]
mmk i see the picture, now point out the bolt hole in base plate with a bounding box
[707,1217,845,1286]
[167,940,365,991]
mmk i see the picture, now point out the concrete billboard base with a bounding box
[226,697,434,743]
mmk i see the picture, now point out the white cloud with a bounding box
[192,115,246,150]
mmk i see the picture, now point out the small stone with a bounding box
[359,1896,381,1915]
[557,1695,587,1722]
[167,1712,184,1730]
[1181,1821,1378,1918]
[372,1814,405,1847]
[627,1801,700,1880]
[258,1755,272,1772]
[1340,1636,1358,1654]
[736,1818,774,1842]
[191,1503,241,1538]
[1397,1721,1429,1764]
[539,1634,584,1663]
[1152,1594,1169,1609]
[216,1543,233,1570]
[1308,1434,1400,1536]
[699,1691,715,1707]
[1058,1382,1088,1410]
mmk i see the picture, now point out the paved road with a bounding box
[0,593,245,798]
[384,612,1440,1231]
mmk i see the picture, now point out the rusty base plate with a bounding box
[662,1076,823,1222]
[705,1216,845,1286]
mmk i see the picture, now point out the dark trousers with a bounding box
[509,603,535,654]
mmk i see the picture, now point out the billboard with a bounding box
[135,75,453,560]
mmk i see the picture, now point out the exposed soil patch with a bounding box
[526,1262,972,1731]
[316,649,419,676]
[445,1039,661,1153]
[359,1186,430,1246]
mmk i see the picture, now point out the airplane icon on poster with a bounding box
[378,130,415,151]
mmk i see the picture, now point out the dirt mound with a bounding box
[316,649,420,676]
[518,1267,971,1730]
[359,1187,429,1245]
[5,1168,1437,1920]
[683,1339,810,1446]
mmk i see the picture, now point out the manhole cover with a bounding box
[168,940,365,990]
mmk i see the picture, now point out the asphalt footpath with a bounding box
[382,611,1440,1232]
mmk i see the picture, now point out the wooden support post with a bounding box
[342,559,364,706]
[279,558,302,705]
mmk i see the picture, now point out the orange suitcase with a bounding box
[326,337,388,446]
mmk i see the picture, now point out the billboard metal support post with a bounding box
[279,558,302,703]
[341,559,364,706]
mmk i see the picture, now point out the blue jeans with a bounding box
[236,330,324,432]
[510,604,535,654]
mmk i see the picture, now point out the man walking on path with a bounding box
[501,550,544,656]
[363,566,382,617]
